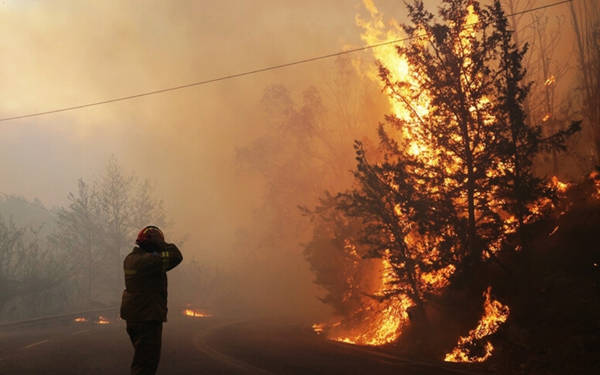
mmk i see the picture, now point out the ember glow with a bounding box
[95,316,110,325]
[183,308,211,318]
[73,317,87,323]
[544,75,556,86]
[312,323,325,335]
[444,287,510,363]
[590,171,600,199]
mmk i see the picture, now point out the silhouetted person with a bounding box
[120,225,183,375]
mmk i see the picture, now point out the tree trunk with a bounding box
[458,109,478,262]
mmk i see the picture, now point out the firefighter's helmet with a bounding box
[136,225,164,246]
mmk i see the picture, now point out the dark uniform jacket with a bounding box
[120,243,183,322]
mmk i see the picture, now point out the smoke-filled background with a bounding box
[0,0,595,323]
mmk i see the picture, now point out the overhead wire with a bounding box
[0,0,574,123]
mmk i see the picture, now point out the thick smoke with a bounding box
[0,0,593,322]
[0,0,396,321]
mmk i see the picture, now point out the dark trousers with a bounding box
[126,321,163,375]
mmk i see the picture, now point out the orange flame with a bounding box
[551,176,569,193]
[421,264,456,290]
[312,323,325,335]
[183,308,211,318]
[313,249,414,346]
[74,317,87,323]
[590,171,600,199]
[331,293,413,346]
[444,287,509,362]
[356,0,431,159]
[96,316,110,325]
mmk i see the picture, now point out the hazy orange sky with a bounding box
[0,0,409,210]
[0,0,578,211]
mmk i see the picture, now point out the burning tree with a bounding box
[375,0,579,278]
[308,0,579,354]
[348,0,578,290]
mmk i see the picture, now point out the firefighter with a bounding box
[120,225,183,375]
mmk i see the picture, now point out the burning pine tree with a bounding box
[306,0,580,361]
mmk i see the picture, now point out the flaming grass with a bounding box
[444,287,510,363]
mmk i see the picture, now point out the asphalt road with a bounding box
[0,311,483,375]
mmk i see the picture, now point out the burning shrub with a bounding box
[305,0,581,364]
[444,287,510,363]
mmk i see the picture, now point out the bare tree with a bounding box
[569,0,600,162]
[97,156,134,269]
[51,179,103,305]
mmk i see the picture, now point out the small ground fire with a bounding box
[95,316,110,325]
[444,287,510,363]
[183,308,211,318]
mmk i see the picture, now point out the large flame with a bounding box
[311,0,475,349]
[444,287,510,363]
[356,0,430,158]
[314,1,567,359]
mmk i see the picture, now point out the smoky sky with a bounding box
[0,0,406,214]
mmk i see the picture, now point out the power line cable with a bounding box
[507,0,572,16]
[0,0,574,123]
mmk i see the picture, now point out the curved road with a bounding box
[0,311,483,375]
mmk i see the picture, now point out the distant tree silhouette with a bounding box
[52,179,103,305]
[0,215,67,317]
[53,157,166,306]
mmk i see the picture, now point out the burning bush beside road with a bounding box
[304,0,598,373]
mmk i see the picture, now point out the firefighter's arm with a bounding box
[160,243,183,271]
